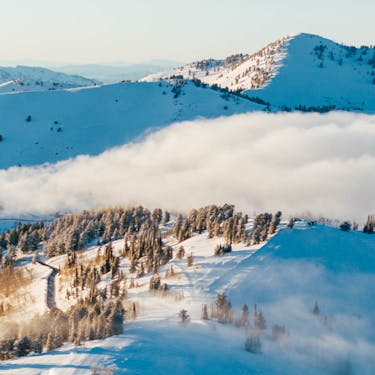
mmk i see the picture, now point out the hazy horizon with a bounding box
[1,0,374,65]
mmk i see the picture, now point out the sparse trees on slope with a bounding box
[245,335,262,354]
[201,304,209,320]
[179,309,190,324]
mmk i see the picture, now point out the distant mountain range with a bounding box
[54,61,183,84]
[0,65,99,93]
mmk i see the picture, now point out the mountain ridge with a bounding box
[0,65,100,93]
[0,81,262,169]
[142,33,375,111]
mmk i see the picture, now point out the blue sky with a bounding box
[1,0,374,64]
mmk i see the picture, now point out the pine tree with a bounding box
[254,305,266,331]
[187,253,193,267]
[107,300,125,336]
[269,211,282,235]
[287,217,295,229]
[179,309,190,324]
[201,304,209,320]
[313,301,320,316]
[215,293,232,323]
[340,221,351,232]
[271,324,286,341]
[13,337,31,357]
[241,304,249,327]
[44,332,55,351]
[176,246,185,260]
[163,211,170,225]
[149,274,161,291]
[245,335,262,354]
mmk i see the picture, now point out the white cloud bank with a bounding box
[1,111,375,220]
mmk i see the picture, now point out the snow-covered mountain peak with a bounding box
[143,33,375,111]
[257,32,375,109]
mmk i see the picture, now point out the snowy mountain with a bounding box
[0,81,262,169]
[1,33,374,170]
[0,65,99,93]
[143,33,375,112]
[0,210,374,375]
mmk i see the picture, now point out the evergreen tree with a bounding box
[187,253,194,267]
[201,304,209,320]
[313,301,320,316]
[215,293,232,323]
[163,211,170,225]
[13,336,31,357]
[245,335,262,354]
[107,300,125,336]
[287,217,295,229]
[340,221,351,232]
[176,246,185,259]
[179,309,190,324]
[44,332,55,351]
[241,304,249,327]
[254,305,266,331]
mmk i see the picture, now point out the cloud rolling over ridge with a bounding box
[1,111,375,220]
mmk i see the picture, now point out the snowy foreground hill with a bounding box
[0,81,261,169]
[143,33,375,112]
[0,66,99,94]
[0,209,374,375]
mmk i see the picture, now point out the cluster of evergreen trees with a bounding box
[0,205,283,272]
[0,239,128,360]
[0,221,45,258]
[62,242,126,304]
[280,104,337,113]
[214,243,232,256]
[192,77,270,107]
[0,265,32,317]
[235,37,288,90]
[201,293,266,331]
[172,204,251,244]
[337,215,374,234]
[251,211,281,245]
[200,293,269,354]
[0,207,167,258]
[44,207,156,257]
[149,274,168,293]
[0,298,124,360]
[200,294,290,354]
[363,215,375,234]
[122,220,172,276]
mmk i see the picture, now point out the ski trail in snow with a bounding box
[37,261,58,309]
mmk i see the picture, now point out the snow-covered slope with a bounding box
[0,65,99,93]
[255,33,375,110]
[1,222,375,374]
[0,81,263,169]
[142,36,290,92]
[143,33,375,112]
